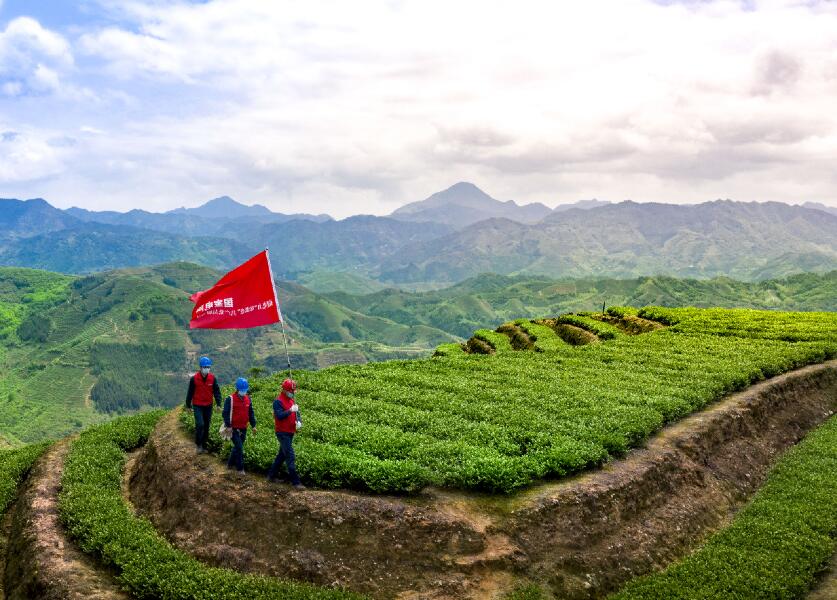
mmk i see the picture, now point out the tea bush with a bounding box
[0,442,50,518]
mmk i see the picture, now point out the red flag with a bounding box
[189,250,282,329]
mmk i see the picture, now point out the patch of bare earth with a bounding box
[0,512,9,600]
[596,314,663,335]
[496,323,535,350]
[464,336,494,354]
[808,549,837,600]
[2,441,129,600]
[536,319,598,345]
[129,361,837,599]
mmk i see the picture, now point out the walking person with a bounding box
[267,378,305,489]
[185,356,222,454]
[222,377,257,476]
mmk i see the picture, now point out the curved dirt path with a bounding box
[129,360,837,600]
[2,441,129,600]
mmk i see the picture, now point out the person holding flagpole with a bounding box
[222,377,257,476]
[189,249,301,479]
[267,378,305,489]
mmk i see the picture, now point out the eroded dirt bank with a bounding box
[808,549,837,600]
[3,442,129,600]
[130,361,837,599]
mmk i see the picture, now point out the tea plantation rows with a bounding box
[0,442,49,520]
[59,412,361,600]
[610,413,837,599]
[183,307,837,493]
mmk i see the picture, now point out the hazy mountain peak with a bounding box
[390,182,552,228]
[168,195,274,218]
[802,201,837,216]
[552,199,613,213]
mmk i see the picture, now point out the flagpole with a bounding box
[265,247,292,380]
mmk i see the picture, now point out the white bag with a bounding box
[218,395,234,441]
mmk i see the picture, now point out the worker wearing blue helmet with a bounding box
[222,377,257,476]
[186,356,222,454]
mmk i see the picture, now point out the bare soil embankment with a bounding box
[2,442,129,600]
[129,361,837,599]
[808,550,837,600]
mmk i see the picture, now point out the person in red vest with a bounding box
[222,377,257,476]
[266,378,304,489]
[185,356,222,454]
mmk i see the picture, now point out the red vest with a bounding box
[192,372,216,406]
[230,393,251,429]
[274,392,297,434]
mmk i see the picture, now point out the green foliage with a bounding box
[3,262,837,446]
[474,328,515,353]
[555,314,623,340]
[433,342,465,357]
[16,313,53,342]
[504,585,547,600]
[515,319,568,352]
[607,306,640,318]
[184,308,837,494]
[0,442,50,518]
[59,412,363,600]
[611,415,837,600]
[89,342,187,413]
[639,306,837,342]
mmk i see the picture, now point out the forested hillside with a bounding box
[380,200,837,283]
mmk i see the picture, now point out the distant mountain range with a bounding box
[65,195,332,237]
[1,186,836,285]
[802,201,837,217]
[380,199,837,283]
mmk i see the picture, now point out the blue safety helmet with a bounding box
[235,377,249,393]
[199,356,212,368]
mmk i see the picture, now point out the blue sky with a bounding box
[1,0,836,217]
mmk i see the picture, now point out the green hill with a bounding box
[0,265,455,443]
[331,271,837,337]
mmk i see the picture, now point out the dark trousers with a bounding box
[267,432,300,485]
[227,428,247,471]
[192,405,213,448]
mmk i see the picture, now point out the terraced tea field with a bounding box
[183,307,837,493]
[1,306,836,599]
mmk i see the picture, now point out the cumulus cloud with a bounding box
[0,16,72,96]
[2,0,837,214]
[0,125,68,181]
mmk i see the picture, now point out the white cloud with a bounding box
[0,16,73,96]
[3,0,837,214]
[0,125,68,182]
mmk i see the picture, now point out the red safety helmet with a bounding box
[282,378,298,393]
